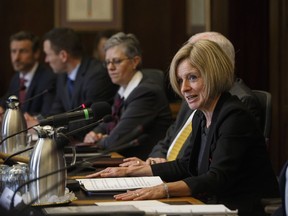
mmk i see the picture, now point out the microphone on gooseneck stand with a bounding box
[0,115,114,165]
[39,101,111,127]
[20,86,55,105]
[108,124,145,149]
[66,101,93,113]
[0,101,111,146]
[56,115,114,149]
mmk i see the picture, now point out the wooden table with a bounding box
[67,152,203,206]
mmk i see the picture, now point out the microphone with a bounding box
[0,115,114,164]
[66,101,93,113]
[98,134,148,154]
[39,102,111,127]
[0,102,111,147]
[21,86,55,105]
[108,124,144,149]
[55,115,114,149]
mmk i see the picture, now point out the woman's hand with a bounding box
[86,167,129,178]
[119,157,167,167]
[86,164,153,178]
[114,184,166,201]
[119,157,146,167]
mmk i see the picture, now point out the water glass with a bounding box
[7,164,29,195]
[0,164,10,195]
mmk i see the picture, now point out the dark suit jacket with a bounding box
[149,78,262,159]
[50,57,118,114]
[93,72,173,159]
[152,92,279,216]
[0,64,56,116]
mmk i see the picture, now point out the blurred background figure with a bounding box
[24,28,118,135]
[0,31,56,121]
[93,29,118,62]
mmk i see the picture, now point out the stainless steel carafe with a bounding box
[29,125,67,204]
[1,95,27,153]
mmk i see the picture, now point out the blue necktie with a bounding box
[67,78,74,98]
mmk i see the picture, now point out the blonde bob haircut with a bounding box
[169,39,234,100]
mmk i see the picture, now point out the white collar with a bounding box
[19,62,38,88]
[118,71,143,99]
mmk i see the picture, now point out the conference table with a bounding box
[67,152,203,206]
[48,151,204,216]
[1,151,205,215]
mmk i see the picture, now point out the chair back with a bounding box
[142,68,165,89]
[252,90,272,145]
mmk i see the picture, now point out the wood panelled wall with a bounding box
[0,0,285,172]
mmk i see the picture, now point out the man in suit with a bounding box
[42,27,118,114]
[0,31,56,121]
[120,31,262,166]
[25,28,118,130]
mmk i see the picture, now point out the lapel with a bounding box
[188,111,203,175]
[188,92,231,175]
[66,58,89,109]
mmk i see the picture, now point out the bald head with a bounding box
[188,32,235,67]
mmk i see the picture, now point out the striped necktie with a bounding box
[167,122,192,161]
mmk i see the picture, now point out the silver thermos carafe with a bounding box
[29,125,76,204]
[1,95,27,153]
[29,125,67,204]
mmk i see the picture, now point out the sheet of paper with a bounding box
[77,176,163,191]
[138,204,238,215]
[43,205,145,215]
[96,200,169,207]
[96,201,238,215]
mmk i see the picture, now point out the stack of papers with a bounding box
[77,176,163,192]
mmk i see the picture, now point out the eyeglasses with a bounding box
[103,58,131,68]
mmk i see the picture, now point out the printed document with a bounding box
[77,176,163,191]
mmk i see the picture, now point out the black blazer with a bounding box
[93,72,173,159]
[50,57,118,114]
[152,92,279,215]
[149,78,261,160]
[0,64,56,116]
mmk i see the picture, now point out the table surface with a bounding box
[67,152,203,206]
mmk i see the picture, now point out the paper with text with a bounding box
[77,176,163,191]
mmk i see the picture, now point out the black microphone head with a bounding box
[102,115,114,123]
[90,102,111,121]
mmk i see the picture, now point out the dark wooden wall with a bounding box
[0,0,286,172]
